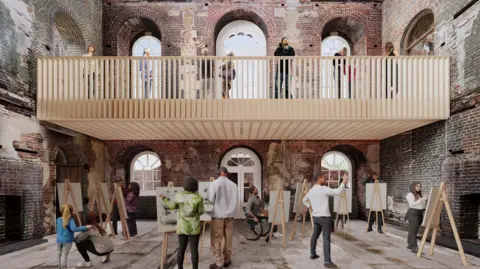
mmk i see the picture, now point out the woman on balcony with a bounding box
[82,45,96,99]
[385,42,399,98]
[274,37,295,99]
[219,51,236,99]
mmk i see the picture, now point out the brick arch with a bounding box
[51,11,86,56]
[215,141,269,167]
[400,9,435,55]
[58,143,88,165]
[204,6,277,55]
[104,8,168,56]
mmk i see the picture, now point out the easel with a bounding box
[109,183,130,241]
[63,179,82,225]
[417,182,468,267]
[335,189,351,234]
[160,181,179,269]
[289,179,313,240]
[89,180,115,237]
[366,180,386,234]
[269,189,287,248]
[200,177,215,255]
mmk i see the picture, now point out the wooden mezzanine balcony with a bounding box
[37,56,449,140]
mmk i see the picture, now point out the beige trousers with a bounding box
[210,218,234,266]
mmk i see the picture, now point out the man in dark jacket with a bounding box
[362,172,384,233]
[274,37,295,99]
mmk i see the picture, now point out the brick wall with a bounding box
[381,0,480,238]
[106,140,379,219]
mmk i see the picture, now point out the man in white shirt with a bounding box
[303,173,347,268]
[208,167,238,269]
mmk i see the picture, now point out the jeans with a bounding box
[76,239,111,262]
[211,218,234,266]
[127,212,137,236]
[368,211,384,229]
[57,243,72,269]
[177,234,200,269]
[275,72,290,99]
[310,217,332,265]
[407,208,423,249]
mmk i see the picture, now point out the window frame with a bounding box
[130,151,162,196]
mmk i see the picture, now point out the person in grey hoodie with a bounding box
[75,213,115,268]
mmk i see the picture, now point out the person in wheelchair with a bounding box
[245,186,279,240]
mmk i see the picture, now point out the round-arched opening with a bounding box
[321,17,365,55]
[117,17,162,56]
[52,12,86,56]
[401,9,434,55]
[132,36,162,56]
[320,36,352,99]
[321,151,352,188]
[220,147,262,219]
[130,151,162,196]
[215,20,268,99]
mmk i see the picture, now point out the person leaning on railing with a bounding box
[274,37,295,99]
[385,42,399,99]
[82,45,96,99]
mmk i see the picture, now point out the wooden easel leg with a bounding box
[380,210,386,232]
[301,211,307,239]
[375,211,379,235]
[342,214,346,235]
[444,199,469,266]
[280,200,286,249]
[160,233,168,269]
[346,213,351,233]
[429,227,438,256]
[269,192,280,243]
[290,213,299,240]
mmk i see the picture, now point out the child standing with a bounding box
[56,204,91,269]
[160,177,204,269]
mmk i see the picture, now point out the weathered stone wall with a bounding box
[381,0,480,238]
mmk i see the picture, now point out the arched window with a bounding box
[404,10,434,55]
[321,151,352,188]
[132,36,162,56]
[321,36,351,98]
[130,152,161,196]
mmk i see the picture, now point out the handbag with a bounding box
[74,231,90,244]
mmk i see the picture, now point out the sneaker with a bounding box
[324,262,339,268]
[76,261,93,268]
[310,254,320,260]
[274,232,282,237]
[102,253,110,263]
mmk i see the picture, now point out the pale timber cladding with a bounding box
[37,56,450,140]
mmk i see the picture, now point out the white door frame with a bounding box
[221,147,262,219]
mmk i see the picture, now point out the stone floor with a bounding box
[1,220,479,269]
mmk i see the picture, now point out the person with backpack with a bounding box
[56,204,91,269]
[219,51,236,99]
[160,177,204,269]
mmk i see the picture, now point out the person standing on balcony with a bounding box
[219,51,236,99]
[82,45,96,99]
[303,173,346,268]
[208,167,238,269]
[274,37,295,99]
[333,47,352,99]
[405,181,427,253]
[385,42,399,99]
[200,47,215,99]
[362,172,384,233]
[140,48,153,98]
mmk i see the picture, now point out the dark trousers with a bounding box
[335,71,352,99]
[368,211,384,228]
[310,216,332,264]
[112,203,120,235]
[275,72,290,99]
[127,212,137,236]
[336,214,348,227]
[144,80,152,98]
[76,239,111,262]
[177,234,200,269]
[407,208,423,249]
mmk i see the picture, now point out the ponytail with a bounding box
[60,204,72,228]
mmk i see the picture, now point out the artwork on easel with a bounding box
[334,188,352,213]
[421,187,439,227]
[293,182,311,213]
[57,182,83,211]
[199,181,213,221]
[268,191,291,223]
[365,183,387,210]
[110,183,130,240]
[156,186,184,233]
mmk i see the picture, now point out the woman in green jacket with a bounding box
[160,177,204,269]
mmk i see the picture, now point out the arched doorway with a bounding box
[221,147,262,219]
[216,20,268,99]
[321,151,353,214]
[321,36,352,99]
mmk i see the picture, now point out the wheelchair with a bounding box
[241,207,272,242]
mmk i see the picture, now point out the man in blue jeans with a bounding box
[303,173,347,268]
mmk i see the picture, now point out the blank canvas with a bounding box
[422,187,441,227]
[199,182,213,221]
[268,191,291,223]
[57,183,83,211]
[293,182,311,213]
[334,187,352,213]
[365,183,387,210]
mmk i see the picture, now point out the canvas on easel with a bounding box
[110,183,130,241]
[58,179,83,225]
[290,179,313,240]
[417,182,468,267]
[334,189,351,234]
[366,181,386,234]
[89,180,115,237]
[268,190,290,248]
